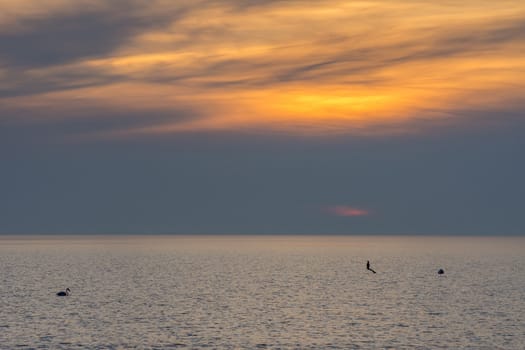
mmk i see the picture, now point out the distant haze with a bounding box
[1,1,524,235]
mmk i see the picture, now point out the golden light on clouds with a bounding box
[1,0,525,137]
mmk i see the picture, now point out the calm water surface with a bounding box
[0,235,524,349]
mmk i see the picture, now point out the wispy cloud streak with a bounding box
[325,206,370,217]
[1,0,525,138]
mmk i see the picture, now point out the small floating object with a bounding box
[437,269,444,275]
[56,288,71,296]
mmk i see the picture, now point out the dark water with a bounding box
[0,235,524,349]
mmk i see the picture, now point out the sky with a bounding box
[1,0,524,234]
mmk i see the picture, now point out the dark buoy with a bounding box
[56,288,71,296]
[437,269,444,275]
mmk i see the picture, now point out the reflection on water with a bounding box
[1,235,524,349]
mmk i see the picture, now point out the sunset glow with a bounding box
[326,206,370,217]
[2,0,525,138]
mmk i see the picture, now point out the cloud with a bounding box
[325,206,370,217]
[1,0,525,138]
[0,103,204,145]
[0,2,182,68]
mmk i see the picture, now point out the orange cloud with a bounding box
[325,206,370,217]
[1,0,525,138]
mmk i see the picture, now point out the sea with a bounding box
[0,235,524,349]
